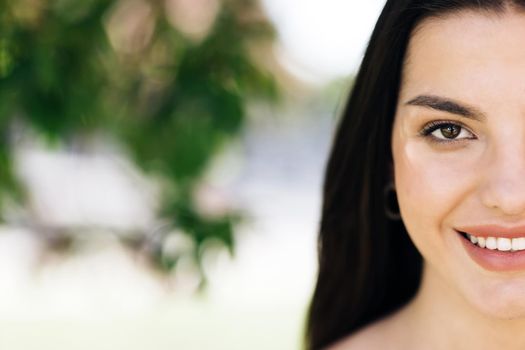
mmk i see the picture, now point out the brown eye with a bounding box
[420,121,476,143]
[440,124,461,139]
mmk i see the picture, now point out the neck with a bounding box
[399,264,525,350]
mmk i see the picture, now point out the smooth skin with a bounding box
[330,7,525,350]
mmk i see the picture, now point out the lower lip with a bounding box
[457,231,525,272]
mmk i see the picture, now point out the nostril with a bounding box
[479,181,525,216]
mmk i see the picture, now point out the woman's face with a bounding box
[392,9,525,318]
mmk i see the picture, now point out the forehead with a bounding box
[400,10,525,103]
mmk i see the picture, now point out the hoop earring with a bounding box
[384,182,401,220]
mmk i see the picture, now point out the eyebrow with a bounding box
[404,95,486,121]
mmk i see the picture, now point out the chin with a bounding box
[481,303,525,320]
[467,280,525,320]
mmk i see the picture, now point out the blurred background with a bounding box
[0,0,384,349]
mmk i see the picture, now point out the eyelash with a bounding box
[419,120,476,144]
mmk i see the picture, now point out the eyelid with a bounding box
[419,119,477,144]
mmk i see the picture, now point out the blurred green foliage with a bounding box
[0,0,278,287]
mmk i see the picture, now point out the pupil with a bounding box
[441,125,460,138]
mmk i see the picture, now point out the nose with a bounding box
[479,142,525,216]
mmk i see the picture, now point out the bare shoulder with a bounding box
[324,320,391,350]
[324,308,410,350]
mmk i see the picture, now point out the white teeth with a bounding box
[513,237,525,251]
[478,237,486,248]
[485,237,497,250]
[465,233,525,251]
[497,238,512,251]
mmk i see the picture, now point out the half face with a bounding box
[392,9,525,318]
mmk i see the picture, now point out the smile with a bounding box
[456,229,525,272]
[461,232,525,252]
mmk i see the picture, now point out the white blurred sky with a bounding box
[262,0,386,81]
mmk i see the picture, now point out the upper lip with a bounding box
[456,224,525,238]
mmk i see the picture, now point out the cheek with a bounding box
[393,141,480,246]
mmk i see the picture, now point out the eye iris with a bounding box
[440,124,460,139]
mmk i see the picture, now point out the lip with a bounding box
[455,224,525,239]
[456,230,525,272]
